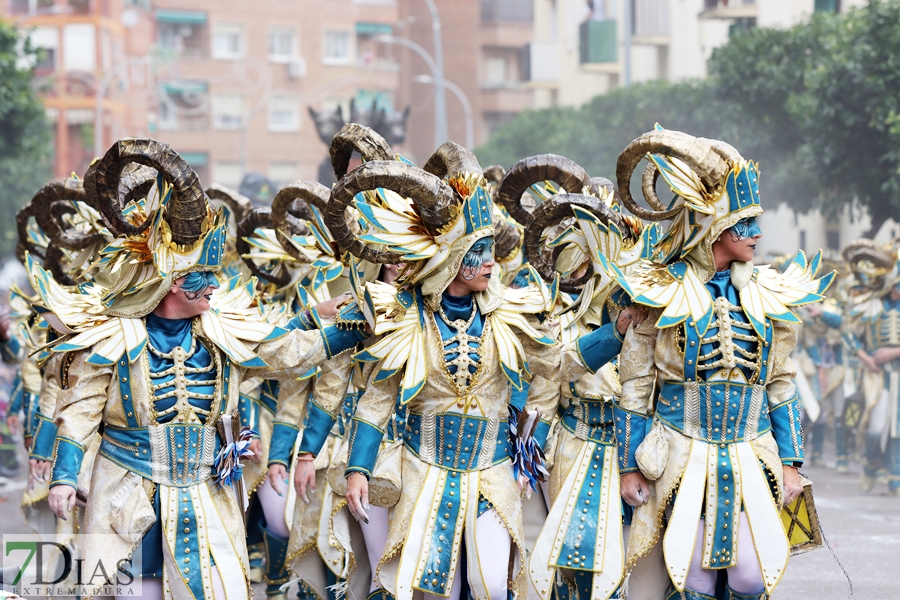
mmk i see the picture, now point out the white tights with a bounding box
[115,569,226,600]
[423,509,511,600]
[683,513,764,596]
[360,505,391,593]
[257,476,290,539]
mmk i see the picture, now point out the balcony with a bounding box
[580,20,616,65]
[523,41,558,83]
[480,0,533,23]
[633,0,669,45]
[814,0,840,12]
[699,0,757,20]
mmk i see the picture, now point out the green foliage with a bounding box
[477,0,900,237]
[0,20,52,258]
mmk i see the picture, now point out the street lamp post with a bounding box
[413,75,472,148]
[421,0,448,146]
[376,33,449,148]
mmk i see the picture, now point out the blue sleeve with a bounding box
[821,311,842,330]
[345,417,385,479]
[238,393,261,432]
[0,336,21,364]
[267,422,300,468]
[320,325,367,359]
[297,401,337,456]
[50,437,84,489]
[576,322,624,374]
[29,411,58,462]
[7,373,24,415]
[769,391,804,465]
[613,404,651,473]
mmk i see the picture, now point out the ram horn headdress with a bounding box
[78,138,227,317]
[842,239,895,293]
[617,126,763,281]
[326,135,497,304]
[496,154,598,227]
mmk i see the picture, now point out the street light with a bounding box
[376,34,448,148]
[413,75,472,148]
[421,0,447,146]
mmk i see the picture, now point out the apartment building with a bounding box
[151,0,401,189]
[527,0,881,254]
[395,0,536,163]
[3,0,156,179]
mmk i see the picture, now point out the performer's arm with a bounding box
[30,355,62,465]
[766,321,804,466]
[344,368,399,480]
[50,351,112,490]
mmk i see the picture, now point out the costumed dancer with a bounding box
[36,138,368,600]
[495,154,656,600]
[328,141,627,600]
[607,128,833,600]
[843,240,900,495]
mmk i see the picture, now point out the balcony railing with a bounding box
[9,0,93,15]
[480,0,533,23]
[634,0,669,38]
[523,41,558,82]
[580,20,617,65]
[700,0,757,19]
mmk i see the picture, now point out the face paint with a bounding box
[460,237,494,281]
[727,217,761,242]
[180,271,219,302]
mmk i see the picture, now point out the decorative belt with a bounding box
[100,423,219,487]
[656,381,770,443]
[403,412,510,471]
[560,399,615,445]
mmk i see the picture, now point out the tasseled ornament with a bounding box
[214,427,258,488]
[508,404,548,492]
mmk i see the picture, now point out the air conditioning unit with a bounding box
[288,58,307,78]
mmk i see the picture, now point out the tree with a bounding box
[0,20,53,258]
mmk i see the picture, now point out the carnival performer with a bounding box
[493,153,659,600]
[843,240,900,495]
[607,128,833,600]
[325,140,641,600]
[34,138,369,600]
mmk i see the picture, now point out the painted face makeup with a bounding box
[727,217,761,242]
[460,238,495,281]
[180,271,220,303]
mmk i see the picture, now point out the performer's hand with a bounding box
[616,308,647,336]
[782,465,803,506]
[858,350,882,372]
[517,474,534,499]
[872,347,900,365]
[48,485,76,521]
[29,458,51,489]
[313,294,352,320]
[621,471,650,507]
[267,464,289,497]
[0,313,12,343]
[247,438,262,463]
[6,413,19,435]
[294,457,317,504]
[23,436,32,452]
[805,305,823,319]
[345,471,370,524]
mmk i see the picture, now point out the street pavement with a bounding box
[1,445,896,599]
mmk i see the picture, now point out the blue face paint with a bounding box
[727,217,761,241]
[180,271,220,301]
[461,237,494,281]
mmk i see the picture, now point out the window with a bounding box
[214,161,243,188]
[63,24,95,71]
[268,162,298,186]
[212,24,244,60]
[158,81,209,131]
[798,230,807,252]
[826,230,840,250]
[268,95,299,132]
[484,56,508,85]
[268,28,296,63]
[213,93,244,130]
[323,31,351,65]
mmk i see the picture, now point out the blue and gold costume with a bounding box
[32,138,367,600]
[606,129,832,600]
[324,136,623,600]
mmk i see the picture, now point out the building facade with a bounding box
[3,0,156,179]
[527,0,883,254]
